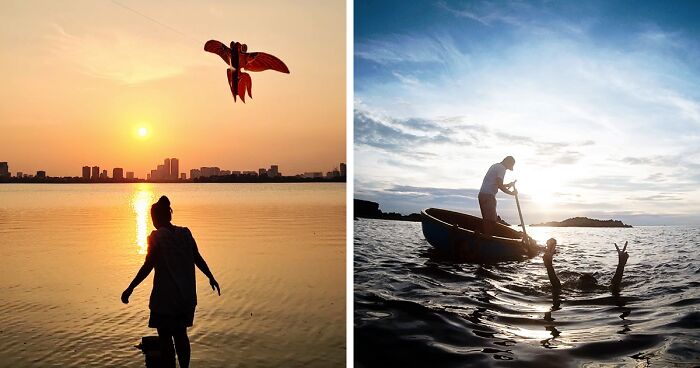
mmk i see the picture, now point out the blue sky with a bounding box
[354,0,700,225]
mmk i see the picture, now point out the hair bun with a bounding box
[157,195,170,207]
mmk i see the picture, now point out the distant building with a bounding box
[302,172,324,179]
[200,167,220,178]
[126,172,134,179]
[180,173,186,180]
[259,168,268,177]
[82,166,91,179]
[91,166,100,180]
[170,158,179,180]
[232,171,241,175]
[36,171,46,178]
[16,171,23,178]
[0,162,9,177]
[113,168,124,180]
[242,170,258,176]
[147,173,151,181]
[269,165,280,177]
[100,169,108,179]
[340,163,346,177]
[190,169,201,179]
[150,169,157,181]
[221,170,231,176]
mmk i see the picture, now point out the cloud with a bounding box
[353,109,478,155]
[48,24,203,84]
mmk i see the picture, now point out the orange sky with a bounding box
[0,0,345,177]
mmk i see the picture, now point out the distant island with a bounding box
[354,199,421,222]
[531,217,632,228]
[353,199,511,225]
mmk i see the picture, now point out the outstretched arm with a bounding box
[194,247,221,296]
[122,256,154,304]
[543,239,561,291]
[610,242,629,292]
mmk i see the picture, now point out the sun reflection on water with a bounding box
[131,184,154,254]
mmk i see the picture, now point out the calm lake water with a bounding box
[354,219,700,367]
[0,183,345,367]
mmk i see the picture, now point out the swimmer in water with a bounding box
[543,238,629,293]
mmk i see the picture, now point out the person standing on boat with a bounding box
[121,195,221,368]
[478,156,517,236]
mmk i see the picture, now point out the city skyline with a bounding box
[1,1,345,177]
[0,158,346,181]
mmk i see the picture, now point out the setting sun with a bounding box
[137,127,148,138]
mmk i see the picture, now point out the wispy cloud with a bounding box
[49,24,203,84]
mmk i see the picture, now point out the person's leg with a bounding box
[479,193,497,236]
[156,328,176,368]
[173,327,191,368]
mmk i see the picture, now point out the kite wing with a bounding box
[204,40,231,64]
[238,73,252,102]
[245,52,290,73]
[226,69,237,102]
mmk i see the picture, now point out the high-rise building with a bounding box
[113,168,124,180]
[126,172,134,179]
[259,168,268,177]
[156,165,167,180]
[170,158,179,180]
[0,162,9,177]
[164,159,171,179]
[16,172,23,178]
[91,166,100,180]
[180,173,186,180]
[36,171,46,178]
[190,169,201,179]
[82,166,91,179]
[269,165,279,177]
[100,169,108,179]
[150,169,157,181]
[340,163,346,177]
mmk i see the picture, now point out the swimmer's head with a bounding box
[578,273,598,290]
[546,238,557,253]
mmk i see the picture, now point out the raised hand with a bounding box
[614,241,629,265]
[543,238,557,265]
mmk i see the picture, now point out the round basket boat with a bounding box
[421,208,541,262]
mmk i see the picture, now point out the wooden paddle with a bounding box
[512,181,529,246]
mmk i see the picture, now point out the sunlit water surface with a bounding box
[354,219,699,367]
[0,183,345,367]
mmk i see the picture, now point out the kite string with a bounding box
[109,0,201,43]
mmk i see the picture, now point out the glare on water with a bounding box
[131,184,154,254]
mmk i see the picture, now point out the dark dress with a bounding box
[145,226,199,331]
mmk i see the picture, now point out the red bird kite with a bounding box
[204,40,289,103]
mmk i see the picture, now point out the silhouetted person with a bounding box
[122,195,220,368]
[543,238,628,294]
[478,156,517,236]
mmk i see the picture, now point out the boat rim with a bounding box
[421,207,524,244]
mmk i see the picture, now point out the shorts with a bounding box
[148,308,195,331]
[478,192,497,222]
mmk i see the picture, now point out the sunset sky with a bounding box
[1,0,345,177]
[355,0,700,225]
